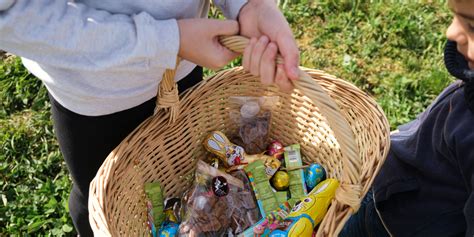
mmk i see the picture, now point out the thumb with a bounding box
[206,20,239,69]
[209,19,239,36]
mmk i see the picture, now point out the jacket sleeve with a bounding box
[213,0,248,20]
[455,129,474,237]
[0,0,180,71]
[464,167,474,236]
[446,89,474,237]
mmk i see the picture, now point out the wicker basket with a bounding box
[88,36,390,237]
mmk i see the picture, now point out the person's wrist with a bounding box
[236,1,249,23]
[237,0,272,21]
[237,0,278,27]
[177,20,184,58]
[177,19,190,60]
[239,0,270,15]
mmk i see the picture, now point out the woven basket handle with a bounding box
[156,35,362,212]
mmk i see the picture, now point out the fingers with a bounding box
[214,41,239,69]
[276,33,300,80]
[250,36,269,76]
[242,37,257,72]
[212,20,240,69]
[260,42,277,85]
[212,19,239,36]
[242,35,294,92]
[177,19,239,70]
[275,64,293,92]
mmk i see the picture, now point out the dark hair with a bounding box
[444,40,474,112]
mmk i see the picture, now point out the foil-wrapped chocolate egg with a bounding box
[271,171,290,191]
[158,221,179,237]
[305,164,326,191]
[267,141,285,160]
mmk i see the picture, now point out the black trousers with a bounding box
[49,67,202,236]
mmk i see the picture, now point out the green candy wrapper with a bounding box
[288,172,303,186]
[144,182,165,229]
[284,144,308,204]
[245,160,279,216]
[275,191,288,205]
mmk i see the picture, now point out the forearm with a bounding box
[0,0,180,71]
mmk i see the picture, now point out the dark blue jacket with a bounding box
[373,81,474,236]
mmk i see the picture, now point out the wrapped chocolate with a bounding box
[271,171,290,191]
[163,198,181,223]
[267,141,285,160]
[305,163,326,192]
[268,179,340,237]
[204,131,281,177]
[283,144,308,207]
[246,201,292,237]
[228,96,279,154]
[158,221,179,237]
[178,161,260,236]
[275,191,289,205]
[144,182,165,236]
[244,160,280,216]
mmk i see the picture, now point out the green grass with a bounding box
[1,58,74,235]
[0,1,453,235]
[284,1,452,127]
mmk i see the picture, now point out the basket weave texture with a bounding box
[89,36,390,237]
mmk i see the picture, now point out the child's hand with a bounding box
[242,35,293,92]
[238,0,300,92]
[178,19,239,70]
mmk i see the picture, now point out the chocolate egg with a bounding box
[212,176,229,197]
[305,164,326,191]
[271,171,290,191]
[267,141,285,160]
[158,221,179,237]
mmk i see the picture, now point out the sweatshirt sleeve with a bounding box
[213,0,248,20]
[0,0,180,71]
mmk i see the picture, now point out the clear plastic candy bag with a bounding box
[228,96,279,154]
[179,161,261,236]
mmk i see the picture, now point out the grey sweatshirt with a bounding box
[0,0,247,115]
